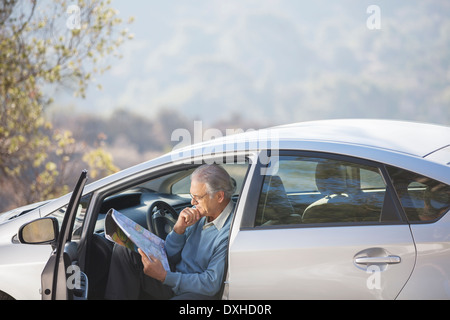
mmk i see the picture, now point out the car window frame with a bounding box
[240,150,408,230]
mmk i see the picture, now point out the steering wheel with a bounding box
[146,201,178,239]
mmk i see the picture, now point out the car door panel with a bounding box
[229,225,415,299]
[41,171,88,300]
[229,151,417,299]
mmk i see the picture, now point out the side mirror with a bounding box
[18,217,59,245]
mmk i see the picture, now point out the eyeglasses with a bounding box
[190,193,208,202]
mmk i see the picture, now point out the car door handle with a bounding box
[354,255,401,265]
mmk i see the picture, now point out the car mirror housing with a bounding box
[18,217,59,246]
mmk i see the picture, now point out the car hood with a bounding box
[0,200,50,224]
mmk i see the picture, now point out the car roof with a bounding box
[78,118,450,197]
[166,119,450,184]
[273,119,450,158]
[172,119,449,158]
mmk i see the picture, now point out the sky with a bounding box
[52,0,450,126]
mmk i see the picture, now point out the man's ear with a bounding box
[216,190,225,203]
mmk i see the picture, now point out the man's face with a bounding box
[190,179,218,218]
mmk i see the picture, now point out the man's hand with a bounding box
[138,248,167,282]
[173,207,201,234]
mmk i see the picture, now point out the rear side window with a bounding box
[387,167,450,222]
[255,155,400,227]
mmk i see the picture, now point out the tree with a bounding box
[0,0,133,210]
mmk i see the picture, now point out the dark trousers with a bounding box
[104,244,174,300]
[104,244,218,300]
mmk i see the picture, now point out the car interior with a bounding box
[82,163,249,299]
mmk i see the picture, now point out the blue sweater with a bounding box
[163,202,234,296]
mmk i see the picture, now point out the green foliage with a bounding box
[82,147,119,180]
[0,0,133,209]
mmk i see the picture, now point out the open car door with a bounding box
[19,170,89,300]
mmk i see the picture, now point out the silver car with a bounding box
[1,119,449,300]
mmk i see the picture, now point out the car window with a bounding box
[255,155,398,227]
[387,166,450,222]
[46,193,92,240]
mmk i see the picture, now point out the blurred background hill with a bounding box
[48,107,264,170]
[54,0,450,126]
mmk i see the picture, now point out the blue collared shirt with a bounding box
[163,201,234,296]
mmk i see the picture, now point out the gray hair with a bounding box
[191,164,236,199]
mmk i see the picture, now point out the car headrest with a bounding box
[315,162,347,195]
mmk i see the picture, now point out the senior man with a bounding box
[104,164,235,300]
